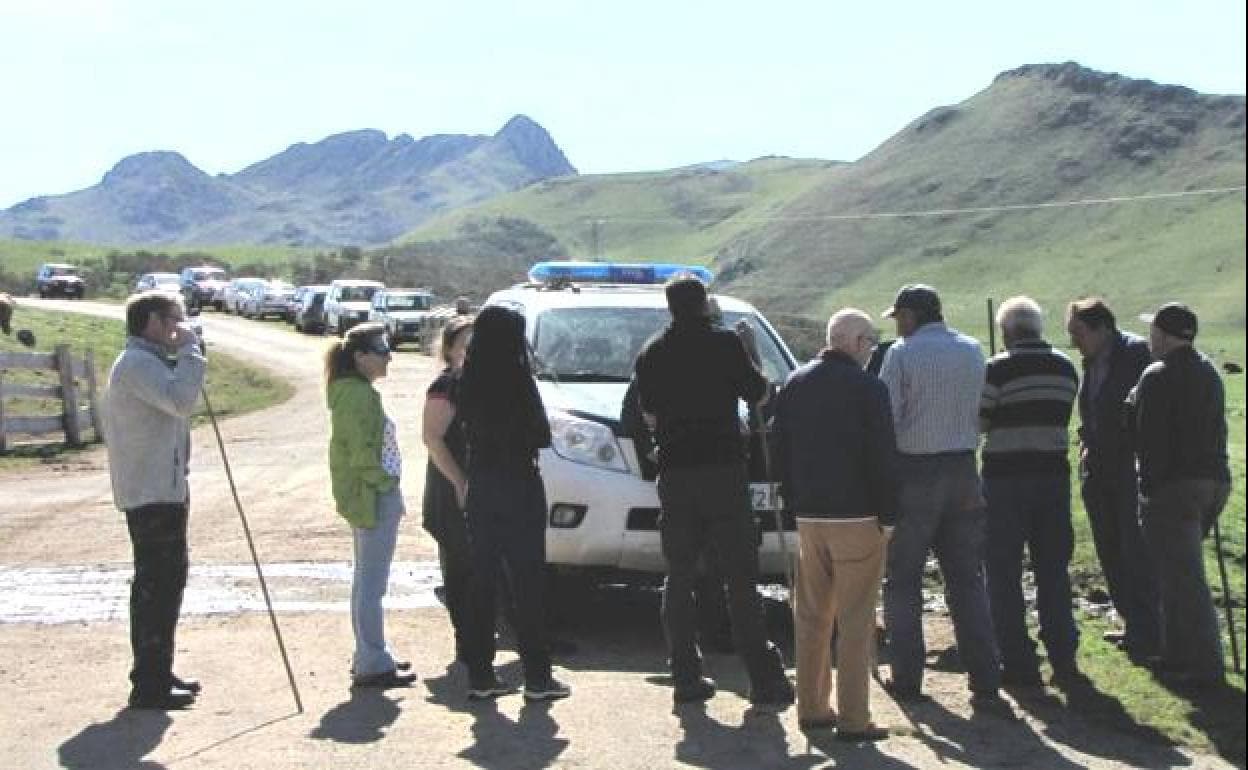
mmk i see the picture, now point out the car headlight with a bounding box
[548,410,629,473]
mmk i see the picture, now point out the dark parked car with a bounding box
[181,265,230,311]
[35,263,86,299]
[293,287,329,333]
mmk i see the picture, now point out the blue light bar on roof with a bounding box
[528,261,714,286]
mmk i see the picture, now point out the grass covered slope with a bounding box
[397,156,843,265]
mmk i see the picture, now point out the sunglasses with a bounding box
[360,337,392,356]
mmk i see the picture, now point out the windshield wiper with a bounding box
[551,371,631,383]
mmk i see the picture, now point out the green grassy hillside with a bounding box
[398,157,842,263]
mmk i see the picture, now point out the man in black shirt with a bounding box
[634,277,792,708]
[1133,303,1232,687]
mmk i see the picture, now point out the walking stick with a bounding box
[735,322,796,601]
[202,387,305,713]
[1211,518,1243,674]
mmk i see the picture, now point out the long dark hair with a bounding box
[458,305,549,453]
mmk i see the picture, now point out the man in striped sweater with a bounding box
[980,297,1081,688]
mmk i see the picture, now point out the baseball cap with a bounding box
[1141,302,1198,341]
[883,284,942,319]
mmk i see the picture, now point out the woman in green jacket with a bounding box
[326,322,414,688]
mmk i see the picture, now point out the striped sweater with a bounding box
[979,338,1079,477]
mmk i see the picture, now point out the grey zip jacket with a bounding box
[105,336,206,510]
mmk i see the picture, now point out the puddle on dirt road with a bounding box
[0,561,444,624]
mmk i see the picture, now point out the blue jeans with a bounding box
[350,486,404,677]
[1081,462,1160,657]
[984,474,1079,675]
[884,453,1000,694]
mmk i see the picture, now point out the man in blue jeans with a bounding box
[980,297,1081,688]
[878,284,1012,718]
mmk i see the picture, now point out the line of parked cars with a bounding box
[171,265,443,346]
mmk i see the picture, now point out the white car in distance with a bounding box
[325,279,384,336]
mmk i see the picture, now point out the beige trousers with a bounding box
[795,518,887,731]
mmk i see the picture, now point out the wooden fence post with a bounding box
[0,369,7,452]
[84,348,102,441]
[55,343,82,447]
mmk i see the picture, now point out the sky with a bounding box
[1,0,1244,209]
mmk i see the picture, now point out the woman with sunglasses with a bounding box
[325,321,415,688]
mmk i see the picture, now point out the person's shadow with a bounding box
[673,704,817,770]
[308,687,402,744]
[1008,675,1191,767]
[899,693,1103,769]
[424,661,568,770]
[1153,675,1246,764]
[58,709,172,770]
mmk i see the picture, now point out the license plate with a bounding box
[750,482,780,511]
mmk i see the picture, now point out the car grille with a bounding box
[625,507,661,531]
[624,506,795,531]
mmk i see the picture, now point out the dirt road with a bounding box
[0,299,1231,769]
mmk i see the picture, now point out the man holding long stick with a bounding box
[1133,303,1233,688]
[105,291,206,710]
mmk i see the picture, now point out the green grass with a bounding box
[0,307,294,468]
[397,157,843,263]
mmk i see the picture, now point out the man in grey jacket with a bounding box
[106,291,206,710]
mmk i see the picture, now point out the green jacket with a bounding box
[328,375,397,528]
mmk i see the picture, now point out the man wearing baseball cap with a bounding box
[877,284,1011,717]
[1131,302,1232,687]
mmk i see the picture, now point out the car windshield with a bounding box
[152,273,180,284]
[50,266,78,277]
[386,293,432,311]
[339,286,379,302]
[194,270,226,280]
[531,306,792,384]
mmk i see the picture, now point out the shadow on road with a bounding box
[1008,675,1191,768]
[58,708,171,770]
[1155,675,1246,764]
[308,687,402,744]
[673,704,814,770]
[907,696,1084,769]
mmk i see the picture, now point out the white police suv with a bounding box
[484,261,799,582]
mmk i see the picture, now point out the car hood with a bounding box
[384,310,432,321]
[337,301,372,311]
[49,275,84,283]
[537,381,628,425]
[198,279,228,290]
[537,379,751,427]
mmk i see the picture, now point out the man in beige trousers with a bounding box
[771,309,897,741]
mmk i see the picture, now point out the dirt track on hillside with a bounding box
[0,299,1234,769]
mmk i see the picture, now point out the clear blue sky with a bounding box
[1,0,1244,208]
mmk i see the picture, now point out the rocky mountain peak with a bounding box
[996,61,1199,105]
[101,151,207,186]
[494,114,577,177]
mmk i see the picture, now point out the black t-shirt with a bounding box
[422,368,466,538]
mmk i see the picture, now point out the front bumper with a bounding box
[539,443,797,577]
